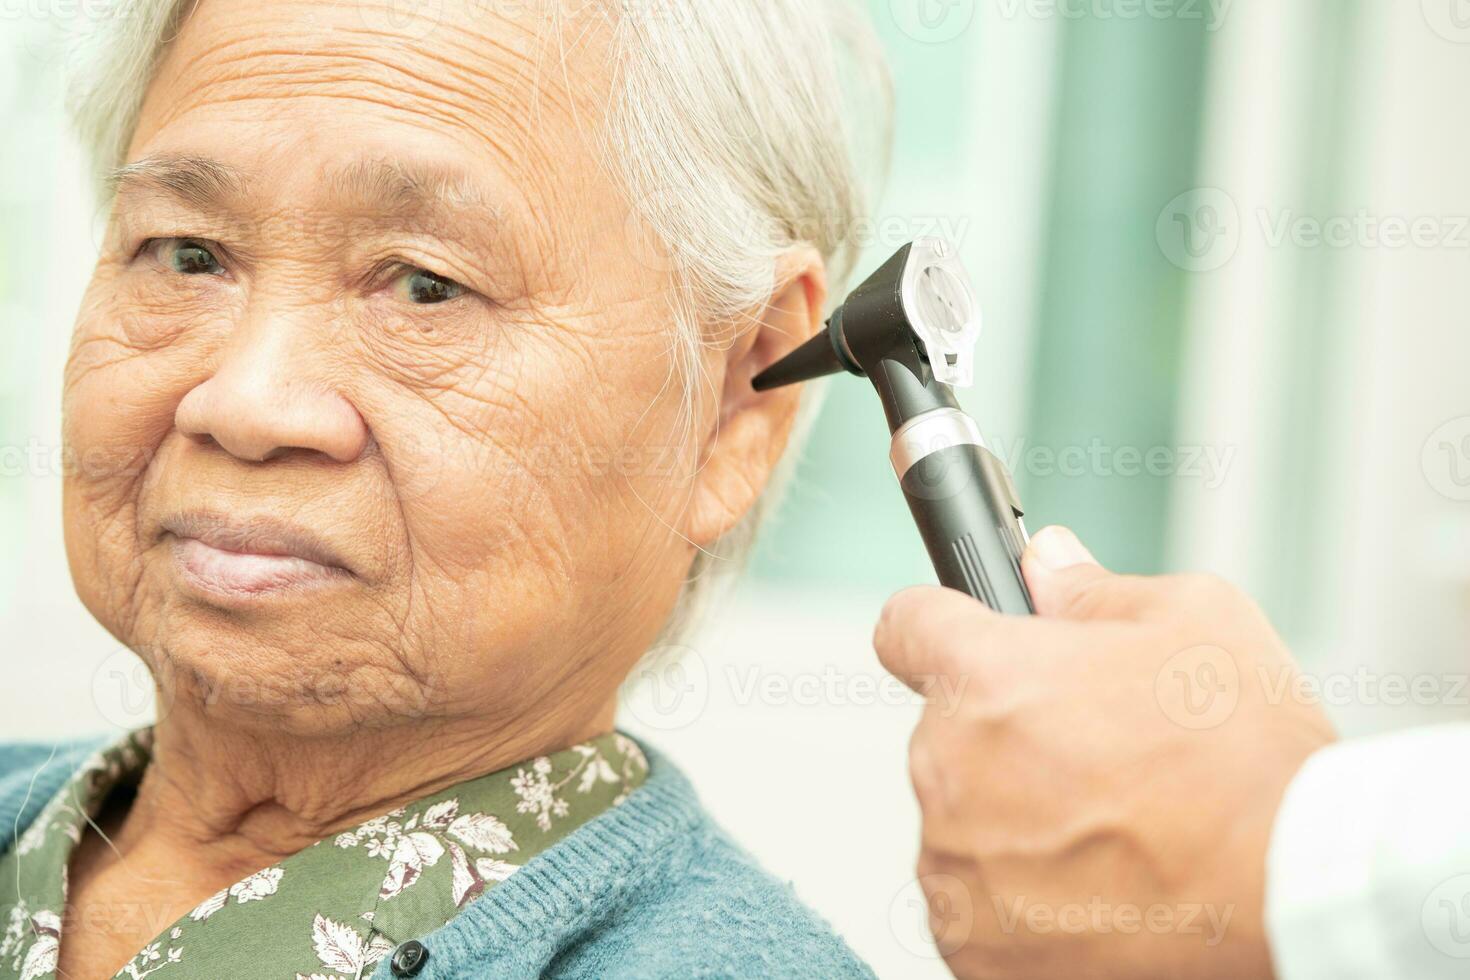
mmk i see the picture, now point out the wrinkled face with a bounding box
[62,0,761,737]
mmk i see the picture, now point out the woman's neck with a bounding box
[110,699,618,871]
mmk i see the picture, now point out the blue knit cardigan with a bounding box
[0,739,874,979]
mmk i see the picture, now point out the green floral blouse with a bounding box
[0,728,648,979]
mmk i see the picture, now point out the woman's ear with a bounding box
[681,247,828,548]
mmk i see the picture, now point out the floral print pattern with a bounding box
[0,730,647,979]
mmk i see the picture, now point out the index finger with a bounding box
[873,585,1000,695]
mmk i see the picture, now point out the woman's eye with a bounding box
[156,238,223,275]
[397,268,465,305]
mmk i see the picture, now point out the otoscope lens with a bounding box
[915,264,972,334]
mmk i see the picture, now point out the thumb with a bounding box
[1022,525,1150,621]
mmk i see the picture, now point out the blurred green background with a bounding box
[753,0,1379,647]
[756,0,1226,590]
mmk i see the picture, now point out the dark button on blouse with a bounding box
[391,939,429,977]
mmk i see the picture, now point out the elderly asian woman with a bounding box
[0,0,891,976]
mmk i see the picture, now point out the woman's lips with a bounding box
[162,512,354,599]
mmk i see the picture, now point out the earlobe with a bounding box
[681,248,828,548]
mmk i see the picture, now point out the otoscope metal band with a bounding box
[889,407,986,479]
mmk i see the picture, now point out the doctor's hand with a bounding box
[875,526,1337,980]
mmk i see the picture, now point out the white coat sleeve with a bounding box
[1267,723,1470,980]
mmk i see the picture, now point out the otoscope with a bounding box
[752,238,1035,615]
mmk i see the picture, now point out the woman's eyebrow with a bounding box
[108,153,506,225]
[108,154,245,212]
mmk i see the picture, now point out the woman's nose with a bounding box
[175,323,368,464]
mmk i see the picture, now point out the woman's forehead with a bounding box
[130,0,615,199]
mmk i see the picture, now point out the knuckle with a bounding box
[879,588,923,631]
[955,684,1018,733]
[875,589,926,659]
[907,727,932,782]
[907,727,947,812]
[915,850,943,884]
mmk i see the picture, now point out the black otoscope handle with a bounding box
[892,411,1036,614]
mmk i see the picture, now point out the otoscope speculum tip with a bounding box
[750,238,981,394]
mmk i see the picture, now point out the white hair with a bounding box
[65,0,893,645]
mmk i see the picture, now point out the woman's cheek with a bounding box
[379,407,577,571]
[65,293,220,481]
[359,366,611,621]
[60,277,221,618]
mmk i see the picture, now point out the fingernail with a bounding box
[1031,526,1097,571]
